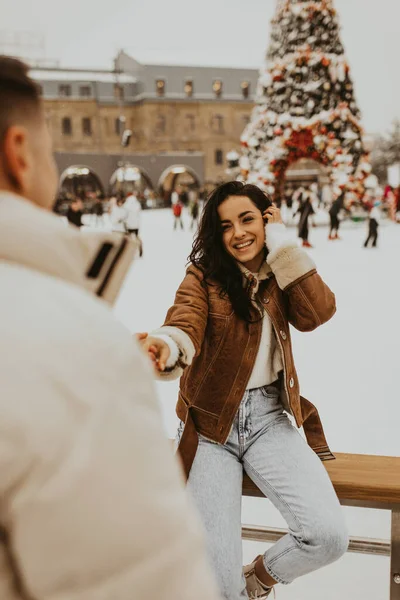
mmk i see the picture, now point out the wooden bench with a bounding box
[242,452,400,600]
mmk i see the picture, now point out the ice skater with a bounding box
[190,197,200,230]
[328,190,345,240]
[124,192,143,257]
[296,189,315,248]
[364,201,381,248]
[137,181,348,600]
[173,200,184,230]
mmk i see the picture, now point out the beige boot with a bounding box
[243,555,275,599]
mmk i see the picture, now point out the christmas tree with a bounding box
[240,0,371,202]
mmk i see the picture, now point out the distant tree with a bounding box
[386,119,400,165]
[371,120,400,184]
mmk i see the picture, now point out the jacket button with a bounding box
[264,297,270,304]
[289,377,295,388]
[280,330,287,340]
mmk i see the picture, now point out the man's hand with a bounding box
[135,332,171,372]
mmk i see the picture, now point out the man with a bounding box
[0,56,221,600]
[124,192,143,256]
[66,197,84,227]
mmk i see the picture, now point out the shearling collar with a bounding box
[238,260,272,297]
[0,192,137,305]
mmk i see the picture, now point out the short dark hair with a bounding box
[0,56,42,143]
[189,181,272,322]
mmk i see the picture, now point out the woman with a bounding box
[328,190,345,240]
[296,189,315,247]
[364,200,381,248]
[138,181,348,600]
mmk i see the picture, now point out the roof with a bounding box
[30,69,137,84]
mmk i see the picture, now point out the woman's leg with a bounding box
[187,435,246,599]
[243,390,348,587]
[329,214,335,237]
[372,224,378,247]
[364,224,372,247]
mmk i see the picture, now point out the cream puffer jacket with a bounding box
[0,193,221,600]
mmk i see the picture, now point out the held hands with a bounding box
[263,205,283,225]
[135,332,171,372]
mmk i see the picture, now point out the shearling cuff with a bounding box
[265,222,293,255]
[267,243,316,290]
[150,326,195,381]
[151,334,180,369]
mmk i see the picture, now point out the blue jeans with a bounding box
[177,385,348,599]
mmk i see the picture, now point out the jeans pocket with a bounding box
[260,385,280,400]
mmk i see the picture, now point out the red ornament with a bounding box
[274,127,283,136]
[328,132,336,139]
[321,57,330,67]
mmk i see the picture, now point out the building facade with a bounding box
[31,52,259,200]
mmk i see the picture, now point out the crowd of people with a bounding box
[272,182,398,250]
[1,55,397,600]
[66,179,395,253]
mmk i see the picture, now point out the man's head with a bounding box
[0,56,58,209]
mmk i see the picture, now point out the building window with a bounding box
[215,149,223,165]
[82,117,92,136]
[156,79,166,97]
[155,114,166,135]
[185,114,195,132]
[211,114,224,134]
[59,84,72,97]
[115,116,126,135]
[241,81,250,99]
[114,84,124,100]
[62,117,72,136]
[213,79,223,98]
[184,79,193,97]
[79,85,91,98]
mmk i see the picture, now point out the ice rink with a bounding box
[111,207,400,600]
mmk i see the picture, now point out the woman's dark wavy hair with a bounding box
[188,181,272,322]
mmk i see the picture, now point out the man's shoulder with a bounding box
[0,262,132,353]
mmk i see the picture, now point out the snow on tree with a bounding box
[240,0,371,202]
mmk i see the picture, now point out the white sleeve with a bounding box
[265,223,316,290]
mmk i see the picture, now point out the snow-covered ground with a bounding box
[109,207,399,600]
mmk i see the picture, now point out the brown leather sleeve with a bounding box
[163,268,209,356]
[284,270,336,332]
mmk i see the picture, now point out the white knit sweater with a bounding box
[151,223,316,387]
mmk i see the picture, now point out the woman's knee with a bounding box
[304,519,349,565]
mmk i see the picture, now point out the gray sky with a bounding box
[2,0,399,134]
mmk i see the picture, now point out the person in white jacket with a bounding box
[0,55,221,600]
[124,192,143,256]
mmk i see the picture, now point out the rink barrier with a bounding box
[242,452,400,600]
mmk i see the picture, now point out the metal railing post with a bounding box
[391,509,400,600]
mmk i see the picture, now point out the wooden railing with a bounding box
[242,452,400,600]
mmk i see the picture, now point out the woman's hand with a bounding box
[263,205,283,224]
[135,332,171,372]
